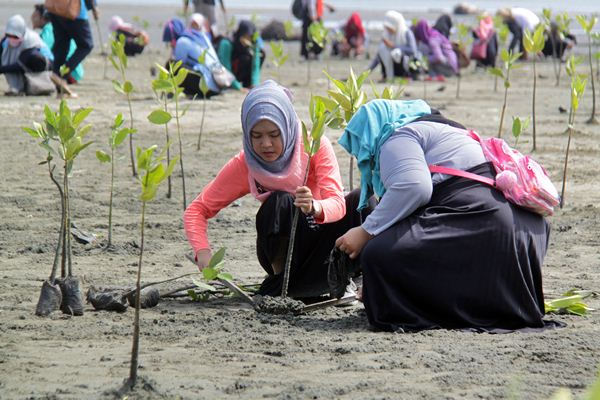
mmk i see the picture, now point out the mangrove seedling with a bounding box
[23,100,93,316]
[576,15,599,124]
[110,33,138,176]
[492,17,510,92]
[511,116,530,148]
[323,68,369,190]
[306,21,328,85]
[554,12,573,86]
[284,20,294,39]
[523,25,546,151]
[370,79,405,100]
[281,95,336,298]
[96,113,135,248]
[455,23,473,99]
[123,144,177,392]
[270,41,289,83]
[195,49,210,151]
[560,56,587,208]
[152,61,190,210]
[150,68,175,198]
[488,49,522,138]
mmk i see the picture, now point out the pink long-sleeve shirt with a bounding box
[183,136,345,256]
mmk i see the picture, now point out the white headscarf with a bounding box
[382,11,408,47]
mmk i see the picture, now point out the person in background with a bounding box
[108,16,149,57]
[470,15,498,68]
[301,0,335,60]
[368,11,420,81]
[184,80,365,299]
[162,18,185,61]
[413,19,458,81]
[31,4,84,84]
[337,12,366,58]
[47,0,96,83]
[542,22,576,61]
[183,0,225,30]
[433,13,453,38]
[497,7,540,59]
[335,99,552,332]
[0,14,53,95]
[214,20,264,89]
[173,13,236,97]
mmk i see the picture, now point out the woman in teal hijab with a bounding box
[335,99,553,333]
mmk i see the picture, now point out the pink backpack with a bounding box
[429,130,560,216]
[470,38,488,61]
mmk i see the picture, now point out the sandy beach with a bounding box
[1,1,600,399]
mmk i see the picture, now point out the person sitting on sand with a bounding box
[162,18,185,60]
[335,99,552,332]
[432,13,453,39]
[542,22,576,61]
[497,7,540,59]
[108,16,149,57]
[31,4,84,84]
[413,19,458,81]
[470,15,498,68]
[368,11,421,81]
[173,13,237,98]
[337,12,366,58]
[214,20,265,89]
[184,80,366,298]
[0,15,54,96]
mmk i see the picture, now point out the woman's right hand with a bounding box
[196,249,212,271]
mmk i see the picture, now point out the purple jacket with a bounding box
[414,20,458,73]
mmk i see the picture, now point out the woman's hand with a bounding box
[294,186,322,217]
[335,227,373,259]
[196,249,212,271]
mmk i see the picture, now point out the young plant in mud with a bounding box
[492,17,510,92]
[123,144,177,392]
[455,23,473,99]
[323,67,369,190]
[576,15,599,124]
[488,49,522,138]
[511,116,530,148]
[270,41,289,83]
[523,25,546,151]
[23,101,93,316]
[560,56,587,208]
[188,247,233,300]
[152,61,191,210]
[306,21,328,85]
[110,33,138,176]
[281,96,336,298]
[96,114,135,247]
[370,79,406,100]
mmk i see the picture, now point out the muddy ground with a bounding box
[0,2,599,399]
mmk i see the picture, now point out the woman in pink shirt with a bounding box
[184,80,364,298]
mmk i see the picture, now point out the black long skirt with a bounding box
[361,163,551,332]
[255,189,365,298]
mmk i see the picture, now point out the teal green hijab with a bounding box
[338,99,431,210]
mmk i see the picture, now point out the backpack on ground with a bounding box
[291,0,308,20]
[429,130,560,216]
[44,0,81,20]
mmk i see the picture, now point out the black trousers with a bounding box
[49,14,93,76]
[255,189,367,298]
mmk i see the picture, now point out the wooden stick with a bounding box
[301,295,357,313]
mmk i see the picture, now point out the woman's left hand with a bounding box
[335,227,373,259]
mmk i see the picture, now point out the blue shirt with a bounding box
[174,30,221,93]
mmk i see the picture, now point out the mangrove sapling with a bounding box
[488,49,522,138]
[560,56,587,208]
[492,17,510,92]
[122,144,177,393]
[542,9,560,86]
[281,96,336,298]
[323,68,369,191]
[195,50,210,151]
[270,41,289,84]
[455,23,473,99]
[576,15,599,124]
[152,61,190,210]
[110,33,138,176]
[96,113,135,248]
[306,21,328,86]
[23,101,94,316]
[511,116,530,148]
[523,25,546,151]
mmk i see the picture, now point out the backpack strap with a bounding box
[428,164,496,187]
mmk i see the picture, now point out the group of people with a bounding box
[183,79,555,333]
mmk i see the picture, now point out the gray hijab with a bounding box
[2,15,43,92]
[241,80,299,174]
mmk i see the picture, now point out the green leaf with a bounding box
[202,267,219,281]
[147,109,172,125]
[217,272,233,281]
[302,121,310,153]
[207,247,226,270]
[191,278,217,292]
[72,107,93,127]
[488,67,504,78]
[199,75,210,95]
[327,90,352,111]
[323,70,347,93]
[152,78,172,92]
[108,55,120,73]
[173,67,188,87]
[112,80,125,94]
[114,128,135,147]
[113,113,124,128]
[96,150,111,163]
[356,69,370,89]
[512,117,522,138]
[123,80,134,94]
[23,126,41,138]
